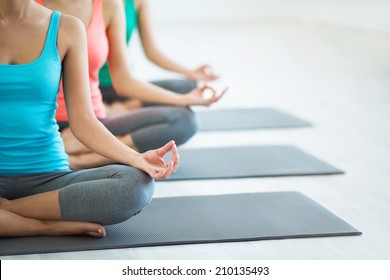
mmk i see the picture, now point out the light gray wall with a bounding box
[149,0,390,32]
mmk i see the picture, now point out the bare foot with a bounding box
[0,208,106,238]
[68,153,113,170]
[43,220,106,238]
[68,154,83,170]
[124,99,143,110]
[105,102,129,116]
[0,197,10,209]
[61,128,89,154]
[105,100,142,116]
[68,134,138,170]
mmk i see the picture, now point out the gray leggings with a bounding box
[0,165,154,225]
[59,79,199,152]
[100,78,198,104]
[58,106,199,152]
[103,106,199,152]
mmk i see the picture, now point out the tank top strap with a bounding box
[43,11,61,58]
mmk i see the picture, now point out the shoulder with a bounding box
[103,0,124,16]
[57,14,86,56]
[134,0,148,11]
[58,14,86,44]
[58,14,85,37]
[135,0,146,11]
[103,0,125,26]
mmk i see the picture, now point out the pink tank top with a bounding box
[36,0,109,121]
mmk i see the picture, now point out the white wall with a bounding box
[149,0,390,32]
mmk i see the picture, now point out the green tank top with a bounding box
[99,0,137,86]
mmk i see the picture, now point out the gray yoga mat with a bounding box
[163,145,343,181]
[0,192,361,256]
[198,108,311,131]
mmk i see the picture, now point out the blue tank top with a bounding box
[0,11,69,175]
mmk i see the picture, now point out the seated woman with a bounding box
[0,0,178,237]
[99,0,219,113]
[37,0,227,170]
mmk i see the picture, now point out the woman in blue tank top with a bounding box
[0,0,179,237]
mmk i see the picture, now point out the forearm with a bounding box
[146,48,191,76]
[113,74,187,106]
[136,0,191,76]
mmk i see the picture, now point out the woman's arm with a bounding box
[60,14,178,178]
[136,0,218,81]
[105,0,224,106]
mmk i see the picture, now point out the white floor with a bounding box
[2,0,390,260]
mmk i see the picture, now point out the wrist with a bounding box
[124,149,142,167]
[176,94,189,107]
[180,68,193,78]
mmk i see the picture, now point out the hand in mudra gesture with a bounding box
[134,140,180,179]
[184,84,228,106]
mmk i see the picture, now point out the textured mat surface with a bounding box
[198,108,311,131]
[163,145,343,181]
[0,192,361,256]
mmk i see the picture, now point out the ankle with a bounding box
[68,155,84,170]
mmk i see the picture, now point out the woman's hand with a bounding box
[185,65,219,81]
[133,140,180,179]
[181,84,228,107]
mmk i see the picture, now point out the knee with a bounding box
[171,108,200,145]
[174,79,197,93]
[110,166,155,224]
[125,168,155,215]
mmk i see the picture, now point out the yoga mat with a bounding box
[0,192,361,256]
[164,145,343,181]
[198,108,311,131]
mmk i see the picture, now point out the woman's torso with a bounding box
[0,11,69,175]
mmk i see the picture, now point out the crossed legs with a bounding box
[0,165,154,237]
[0,208,105,237]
